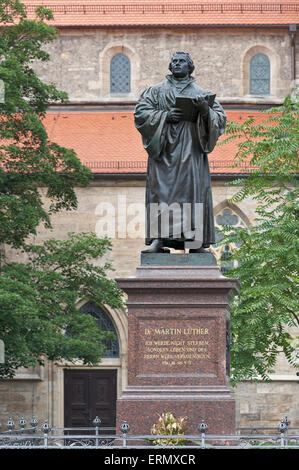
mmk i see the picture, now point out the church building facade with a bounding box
[1,1,298,431]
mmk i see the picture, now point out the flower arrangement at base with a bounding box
[150,412,188,446]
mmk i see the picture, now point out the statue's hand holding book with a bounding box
[174,94,216,122]
[166,107,184,123]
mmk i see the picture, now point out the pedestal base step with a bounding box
[117,385,235,435]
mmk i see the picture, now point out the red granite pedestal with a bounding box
[116,253,240,436]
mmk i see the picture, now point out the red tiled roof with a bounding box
[43,110,266,174]
[20,2,299,27]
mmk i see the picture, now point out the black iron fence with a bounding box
[0,416,298,449]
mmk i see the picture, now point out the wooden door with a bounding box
[64,369,117,432]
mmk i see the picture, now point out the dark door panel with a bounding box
[64,369,117,433]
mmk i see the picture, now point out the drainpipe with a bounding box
[289,24,297,87]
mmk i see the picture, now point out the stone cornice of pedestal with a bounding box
[138,265,220,277]
[116,266,240,290]
[119,385,235,400]
[116,266,240,308]
[118,265,240,280]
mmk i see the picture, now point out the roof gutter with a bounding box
[54,23,293,30]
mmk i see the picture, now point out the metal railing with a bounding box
[0,416,298,449]
[82,160,257,172]
[24,4,299,16]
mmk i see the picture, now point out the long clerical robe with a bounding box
[134,74,226,249]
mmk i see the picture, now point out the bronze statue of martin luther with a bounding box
[134,52,226,253]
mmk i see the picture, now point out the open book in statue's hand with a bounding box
[175,93,216,121]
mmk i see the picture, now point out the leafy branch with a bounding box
[218,91,299,385]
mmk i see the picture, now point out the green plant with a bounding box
[218,91,299,384]
[0,233,124,378]
[150,412,188,446]
[0,0,91,248]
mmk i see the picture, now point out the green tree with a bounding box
[0,234,124,378]
[0,1,124,378]
[0,0,91,247]
[218,92,299,385]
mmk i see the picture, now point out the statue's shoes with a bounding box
[141,239,164,253]
[189,247,209,253]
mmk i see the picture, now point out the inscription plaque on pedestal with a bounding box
[116,254,240,435]
[141,323,214,375]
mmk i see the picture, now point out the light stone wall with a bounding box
[0,361,55,422]
[1,179,298,430]
[236,382,299,427]
[34,28,294,103]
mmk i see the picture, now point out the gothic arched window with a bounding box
[110,54,131,94]
[79,302,120,358]
[211,208,246,274]
[250,54,270,96]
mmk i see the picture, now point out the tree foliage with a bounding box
[0,0,91,247]
[0,234,124,378]
[0,1,124,378]
[218,92,299,385]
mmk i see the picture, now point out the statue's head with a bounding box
[168,52,195,77]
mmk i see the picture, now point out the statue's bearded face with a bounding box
[170,54,190,78]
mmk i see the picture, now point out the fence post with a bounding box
[7,418,14,446]
[6,418,14,431]
[93,416,101,448]
[19,417,26,429]
[278,420,287,448]
[30,417,38,435]
[120,421,130,448]
[19,417,26,440]
[19,417,26,435]
[198,420,208,449]
[41,420,51,448]
[282,416,291,447]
